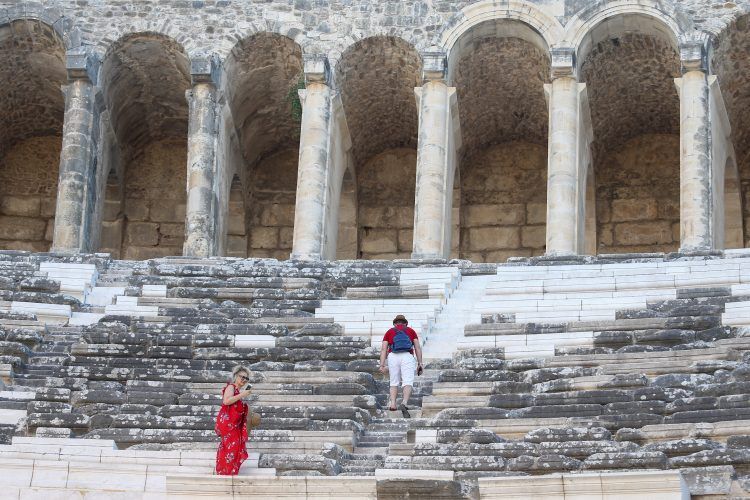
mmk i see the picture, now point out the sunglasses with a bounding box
[238,375,249,381]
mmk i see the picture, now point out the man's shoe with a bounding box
[399,403,411,419]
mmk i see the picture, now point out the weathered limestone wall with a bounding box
[738,154,750,248]
[336,170,358,259]
[581,31,681,255]
[0,137,60,251]
[0,19,65,251]
[247,149,298,260]
[595,134,680,254]
[459,142,547,262]
[358,148,416,260]
[225,177,246,258]
[103,139,187,260]
[714,15,750,248]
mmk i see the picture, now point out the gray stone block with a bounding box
[507,454,581,472]
[524,427,612,443]
[583,451,668,470]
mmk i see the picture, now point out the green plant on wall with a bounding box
[288,75,305,122]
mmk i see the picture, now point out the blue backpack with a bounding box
[391,327,413,352]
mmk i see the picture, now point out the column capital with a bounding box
[550,47,576,80]
[303,54,331,86]
[189,52,221,86]
[66,47,99,84]
[421,50,447,83]
[679,40,708,74]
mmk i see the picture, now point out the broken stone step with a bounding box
[583,451,668,469]
[507,454,582,472]
[431,382,493,397]
[339,465,376,475]
[385,455,506,471]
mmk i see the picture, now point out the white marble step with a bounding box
[485,289,676,300]
[39,262,98,302]
[456,331,595,357]
[422,274,495,359]
[69,312,106,326]
[317,268,460,343]
[10,302,71,324]
[319,298,444,307]
[86,286,125,306]
[722,300,750,326]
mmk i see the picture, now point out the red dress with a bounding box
[215,383,249,475]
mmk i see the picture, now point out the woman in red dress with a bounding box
[215,365,252,475]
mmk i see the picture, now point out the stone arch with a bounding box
[336,36,422,260]
[0,5,80,50]
[440,0,563,79]
[567,0,684,68]
[576,10,682,254]
[93,19,203,58]
[216,21,313,62]
[0,18,67,251]
[449,17,551,262]
[714,13,750,248]
[222,32,304,259]
[98,32,191,259]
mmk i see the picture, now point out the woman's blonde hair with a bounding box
[232,365,250,379]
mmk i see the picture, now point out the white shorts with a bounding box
[387,351,417,387]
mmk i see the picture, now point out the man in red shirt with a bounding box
[379,314,423,418]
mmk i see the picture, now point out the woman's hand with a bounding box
[378,364,387,374]
[240,389,252,398]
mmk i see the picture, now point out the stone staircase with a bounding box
[315,266,460,343]
[422,274,495,360]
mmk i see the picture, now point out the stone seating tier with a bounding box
[1,251,750,497]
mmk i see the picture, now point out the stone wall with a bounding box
[101,139,187,260]
[741,152,750,248]
[358,148,416,260]
[225,176,246,258]
[595,134,680,254]
[0,19,65,252]
[246,149,298,260]
[0,136,60,251]
[459,142,547,262]
[1,0,749,260]
[714,15,750,247]
[336,170,358,260]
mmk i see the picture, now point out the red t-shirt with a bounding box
[383,325,419,354]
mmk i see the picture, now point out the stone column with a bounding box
[676,42,713,252]
[291,55,332,261]
[183,55,221,257]
[412,52,459,260]
[545,48,587,256]
[52,49,100,253]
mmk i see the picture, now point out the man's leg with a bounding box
[398,355,416,417]
[387,354,401,410]
[402,385,412,406]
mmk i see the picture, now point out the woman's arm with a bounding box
[222,385,249,405]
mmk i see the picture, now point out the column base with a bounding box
[49,246,83,255]
[290,252,323,261]
[410,252,445,260]
[544,250,579,258]
[677,246,720,256]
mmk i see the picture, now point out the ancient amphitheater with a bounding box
[3,0,750,497]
